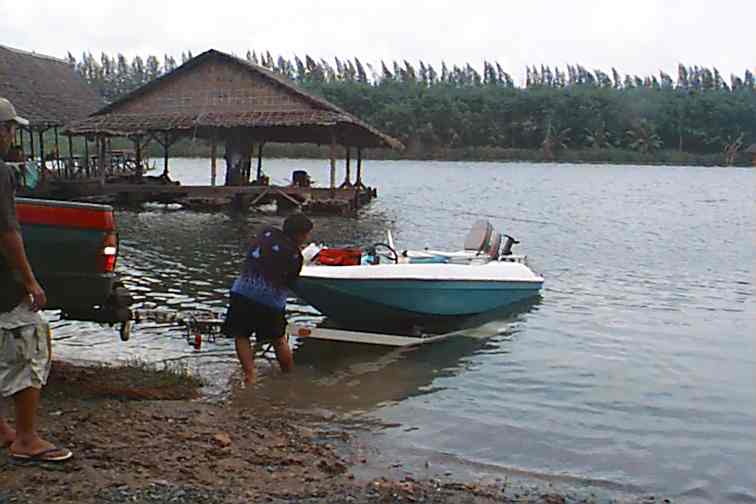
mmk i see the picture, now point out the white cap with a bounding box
[0,97,29,127]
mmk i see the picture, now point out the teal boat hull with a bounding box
[294,277,543,326]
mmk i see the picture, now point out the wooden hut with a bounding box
[0,44,103,169]
[747,144,756,167]
[64,49,402,204]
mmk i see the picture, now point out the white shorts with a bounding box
[0,304,51,398]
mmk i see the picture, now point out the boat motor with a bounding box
[501,234,520,256]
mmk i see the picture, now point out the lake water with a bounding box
[50,158,754,503]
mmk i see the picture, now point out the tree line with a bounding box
[68,50,756,164]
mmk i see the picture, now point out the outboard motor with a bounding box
[501,234,520,256]
[464,220,504,258]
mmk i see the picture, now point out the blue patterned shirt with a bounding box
[231,227,303,310]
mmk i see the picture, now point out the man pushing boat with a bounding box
[222,214,313,384]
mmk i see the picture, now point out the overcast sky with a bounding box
[2,0,753,84]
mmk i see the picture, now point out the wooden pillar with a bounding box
[67,135,74,179]
[28,129,35,160]
[162,133,170,178]
[101,137,112,179]
[329,130,337,189]
[355,148,364,188]
[134,136,143,179]
[256,143,264,183]
[38,131,45,169]
[84,136,90,177]
[54,127,61,175]
[243,144,252,185]
[341,147,352,187]
[98,135,106,182]
[210,138,217,186]
[18,128,24,158]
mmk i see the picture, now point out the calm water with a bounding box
[51,159,754,503]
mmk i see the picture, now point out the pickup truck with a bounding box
[7,197,134,339]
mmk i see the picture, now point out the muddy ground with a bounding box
[0,362,661,503]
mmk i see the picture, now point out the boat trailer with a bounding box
[117,308,460,350]
[289,324,461,347]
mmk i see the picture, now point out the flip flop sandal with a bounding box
[10,447,73,463]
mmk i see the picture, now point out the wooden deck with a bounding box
[31,179,377,215]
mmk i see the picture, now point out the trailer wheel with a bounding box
[119,321,132,341]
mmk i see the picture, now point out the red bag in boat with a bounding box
[317,247,362,266]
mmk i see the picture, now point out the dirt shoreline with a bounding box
[0,362,657,503]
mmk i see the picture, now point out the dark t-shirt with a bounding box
[230,227,304,311]
[0,160,25,313]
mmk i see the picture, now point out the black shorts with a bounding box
[222,293,287,343]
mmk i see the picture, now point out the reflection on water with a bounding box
[233,300,540,415]
[49,159,754,504]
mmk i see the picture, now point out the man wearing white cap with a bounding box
[0,97,72,462]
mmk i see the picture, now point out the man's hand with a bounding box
[1,229,45,311]
[24,279,46,311]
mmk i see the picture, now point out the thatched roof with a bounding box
[0,44,103,129]
[746,144,756,154]
[64,49,402,149]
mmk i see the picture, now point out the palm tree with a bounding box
[626,120,663,155]
[542,118,571,160]
[585,122,613,149]
[722,133,744,166]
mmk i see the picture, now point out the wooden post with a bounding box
[38,131,45,169]
[98,135,106,183]
[18,128,24,157]
[162,133,170,178]
[134,136,143,179]
[256,143,264,183]
[244,144,252,185]
[356,148,364,188]
[341,147,351,187]
[54,127,61,175]
[28,129,35,160]
[329,130,337,190]
[84,136,90,177]
[210,138,217,186]
[103,137,112,179]
[67,135,74,179]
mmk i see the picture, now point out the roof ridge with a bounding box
[0,44,69,65]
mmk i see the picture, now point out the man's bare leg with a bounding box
[0,398,15,446]
[9,387,60,456]
[235,336,256,384]
[273,336,293,373]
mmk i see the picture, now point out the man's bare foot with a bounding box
[9,435,64,457]
[243,371,256,386]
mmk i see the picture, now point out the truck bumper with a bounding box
[60,280,134,324]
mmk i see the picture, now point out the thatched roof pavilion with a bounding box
[64,49,401,188]
[0,44,103,161]
[0,44,102,129]
[65,49,401,149]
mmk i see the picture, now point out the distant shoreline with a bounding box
[38,134,751,168]
[167,144,750,168]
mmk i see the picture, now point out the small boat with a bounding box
[294,221,544,328]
